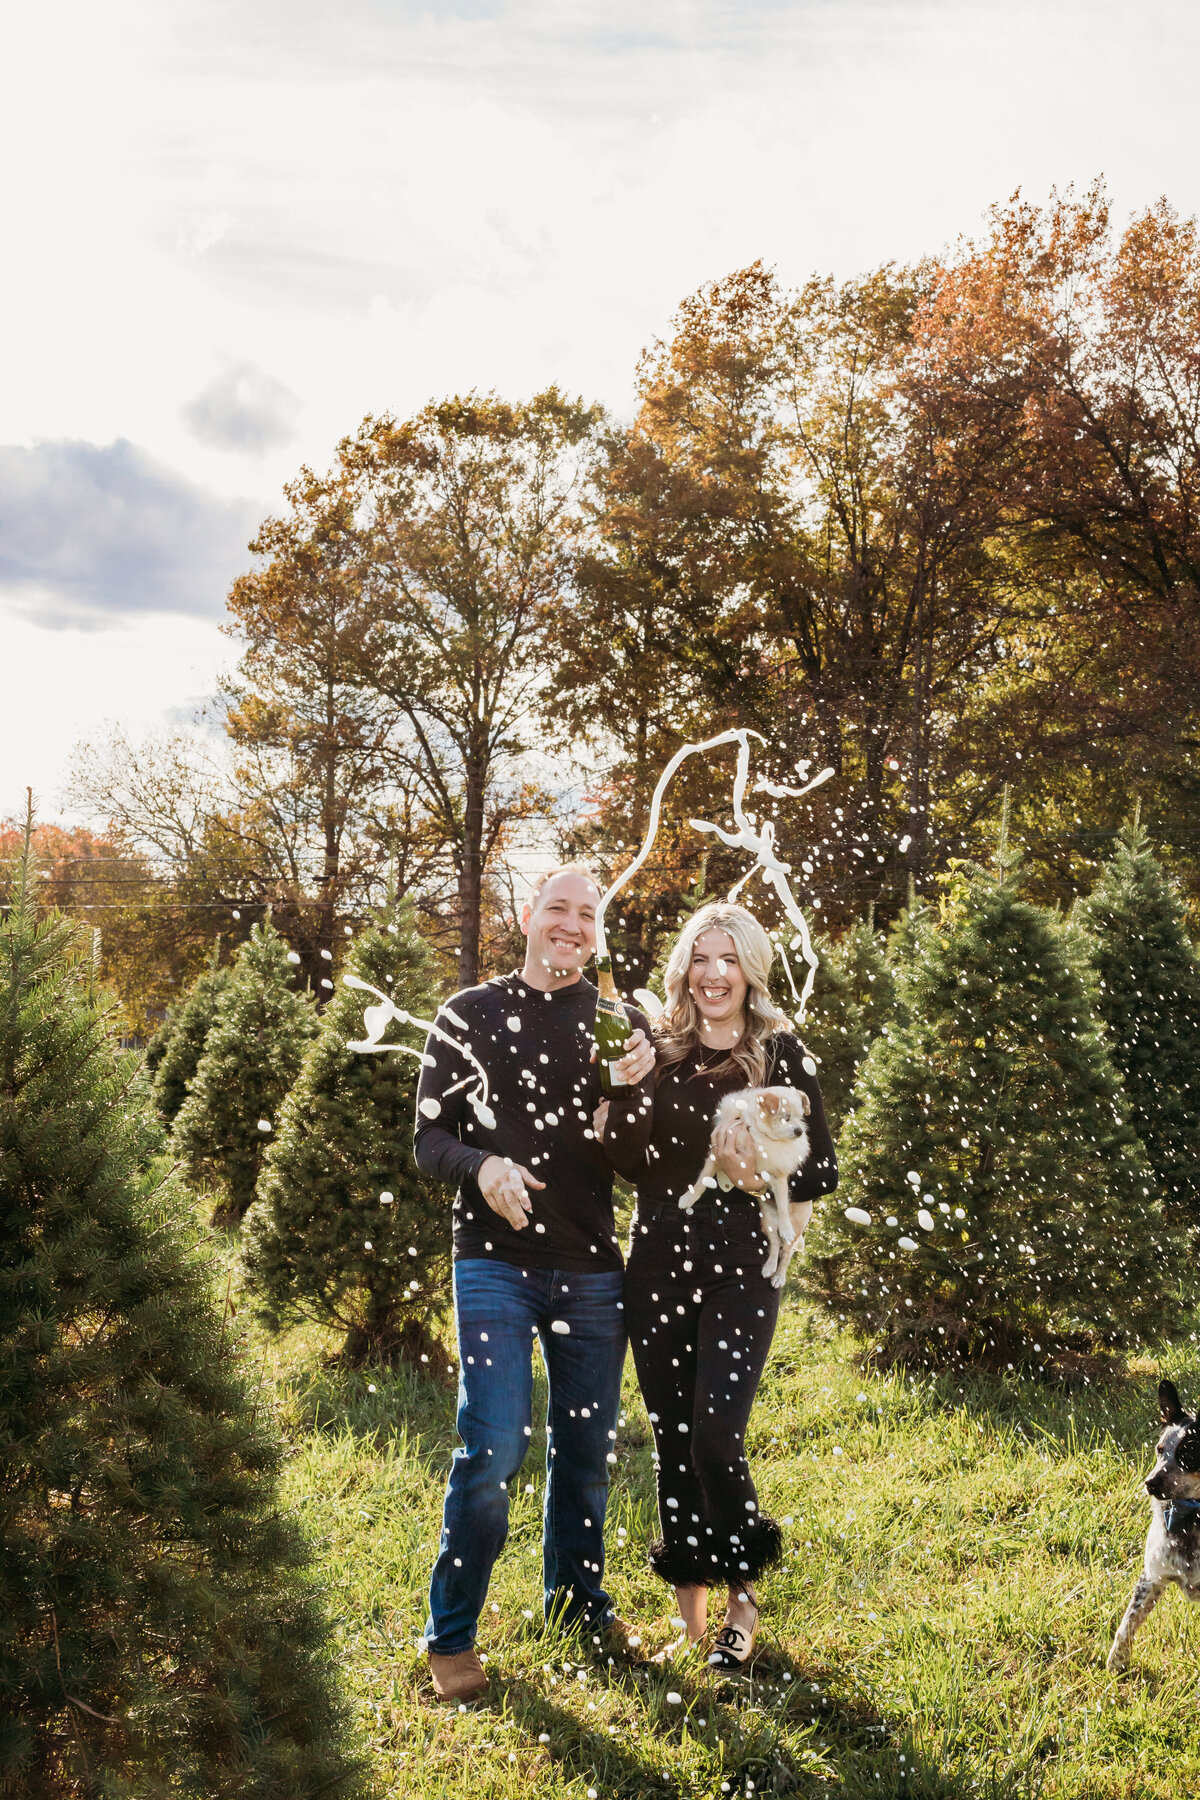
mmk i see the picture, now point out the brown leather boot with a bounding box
[429,1648,489,1703]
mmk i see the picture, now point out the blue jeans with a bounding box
[424,1260,627,1655]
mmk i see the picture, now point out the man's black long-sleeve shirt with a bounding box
[413,971,652,1271]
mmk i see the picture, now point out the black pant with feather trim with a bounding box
[625,1195,784,1588]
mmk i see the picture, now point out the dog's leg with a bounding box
[772,1178,796,1244]
[759,1198,781,1278]
[768,1200,812,1288]
[771,1237,797,1288]
[1107,1574,1166,1672]
[679,1154,718,1212]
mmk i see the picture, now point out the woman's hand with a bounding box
[592,1098,610,1143]
[712,1120,766,1192]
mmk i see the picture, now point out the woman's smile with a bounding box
[689,931,748,1035]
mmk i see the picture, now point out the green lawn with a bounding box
[252,1296,1200,1799]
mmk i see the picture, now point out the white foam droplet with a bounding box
[844,1206,872,1226]
[918,1209,935,1231]
[898,1236,919,1250]
[418,1097,441,1119]
[379,1190,394,1204]
[257,1118,271,1132]
[550,1320,570,1334]
[802,1055,817,1075]
[287,951,301,965]
[506,1015,521,1031]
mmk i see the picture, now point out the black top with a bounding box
[605,1030,838,1210]
[413,971,653,1271]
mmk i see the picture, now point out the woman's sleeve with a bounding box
[598,1003,655,1178]
[773,1033,838,1202]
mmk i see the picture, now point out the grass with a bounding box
[247,1292,1200,1800]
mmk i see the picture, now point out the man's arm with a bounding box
[413,1014,490,1190]
[412,1005,546,1232]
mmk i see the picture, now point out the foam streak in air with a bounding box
[344,975,497,1129]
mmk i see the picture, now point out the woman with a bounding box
[598,903,837,1664]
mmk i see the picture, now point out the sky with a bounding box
[3,0,1199,821]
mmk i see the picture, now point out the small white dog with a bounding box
[678,1086,812,1287]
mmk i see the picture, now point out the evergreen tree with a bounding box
[243,907,450,1366]
[1080,820,1200,1232]
[0,824,360,1797]
[884,879,935,1028]
[174,922,316,1226]
[150,961,231,1127]
[803,868,1180,1367]
[802,920,896,1132]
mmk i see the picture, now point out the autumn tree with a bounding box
[911,185,1200,900]
[348,389,603,987]
[222,466,421,989]
[551,263,1043,938]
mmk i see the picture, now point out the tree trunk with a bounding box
[457,745,486,990]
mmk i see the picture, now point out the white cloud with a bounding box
[0,441,260,628]
[181,360,301,454]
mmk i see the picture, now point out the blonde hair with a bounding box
[654,902,791,1088]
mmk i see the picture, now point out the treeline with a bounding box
[43,186,1200,1034]
[137,800,1200,1377]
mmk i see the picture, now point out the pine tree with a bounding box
[174,922,316,1226]
[243,907,450,1366]
[1080,820,1200,1232]
[884,878,935,1028]
[149,960,231,1127]
[802,867,1180,1367]
[0,822,360,1797]
[802,920,896,1132]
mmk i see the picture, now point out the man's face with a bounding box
[521,873,599,978]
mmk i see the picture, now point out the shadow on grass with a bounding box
[480,1631,1045,1800]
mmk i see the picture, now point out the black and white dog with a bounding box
[1107,1379,1200,1672]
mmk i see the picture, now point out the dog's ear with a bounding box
[800,1092,811,1116]
[1177,1430,1200,1474]
[757,1091,782,1119]
[1159,1379,1188,1426]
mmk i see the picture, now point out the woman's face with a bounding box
[688,929,749,1033]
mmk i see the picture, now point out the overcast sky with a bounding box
[3,0,1198,819]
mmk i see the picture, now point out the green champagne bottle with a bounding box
[594,954,633,1095]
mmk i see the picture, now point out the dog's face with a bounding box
[1145,1380,1200,1503]
[754,1087,811,1144]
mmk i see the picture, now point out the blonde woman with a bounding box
[598,903,836,1665]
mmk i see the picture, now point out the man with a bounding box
[414,864,655,1703]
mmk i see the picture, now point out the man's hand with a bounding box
[591,1026,656,1087]
[477,1154,545,1230]
[613,1026,655,1087]
[712,1120,766,1192]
